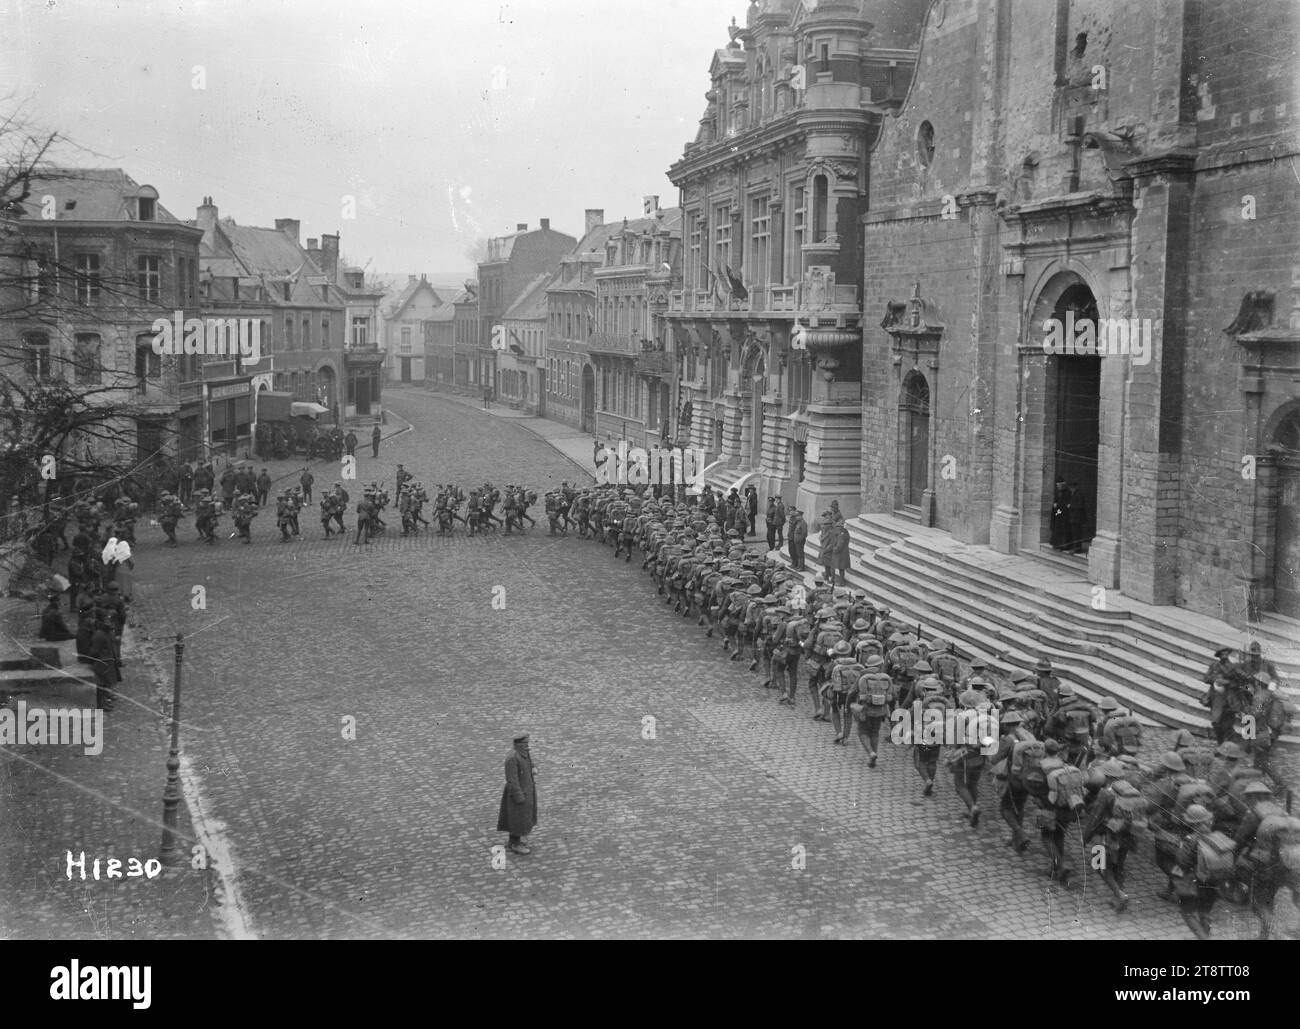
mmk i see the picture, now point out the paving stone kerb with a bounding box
[102,393,1296,939]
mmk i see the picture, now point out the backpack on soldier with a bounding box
[832,661,865,694]
[1179,744,1215,781]
[1047,765,1086,811]
[1253,813,1300,873]
[890,644,921,681]
[1175,780,1215,821]
[1062,706,1093,742]
[859,673,893,715]
[1265,695,1295,736]
[1195,831,1237,884]
[1105,714,1143,755]
[928,652,958,684]
[1106,779,1149,834]
[854,637,883,664]
[1012,740,1049,798]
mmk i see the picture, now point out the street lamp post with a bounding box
[159,633,185,866]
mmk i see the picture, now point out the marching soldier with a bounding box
[848,653,896,766]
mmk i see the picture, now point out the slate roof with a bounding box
[502,272,554,321]
[16,168,184,223]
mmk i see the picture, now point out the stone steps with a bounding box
[799,514,1299,742]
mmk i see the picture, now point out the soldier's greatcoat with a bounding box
[497,749,538,836]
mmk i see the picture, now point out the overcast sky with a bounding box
[1,0,742,278]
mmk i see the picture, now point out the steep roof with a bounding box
[425,299,456,323]
[502,272,554,321]
[16,168,184,223]
[383,277,443,318]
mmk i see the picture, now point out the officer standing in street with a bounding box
[371,422,382,458]
[497,731,538,855]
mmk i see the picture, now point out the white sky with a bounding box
[0,0,743,276]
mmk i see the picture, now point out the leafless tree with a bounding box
[0,104,185,550]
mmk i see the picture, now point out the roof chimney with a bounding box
[275,218,300,244]
[306,238,319,251]
[320,232,339,282]
[585,208,604,235]
[196,197,219,248]
[540,218,550,231]
[516,223,528,231]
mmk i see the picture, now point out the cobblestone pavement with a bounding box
[108,390,1297,939]
[0,598,219,940]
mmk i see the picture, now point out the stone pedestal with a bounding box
[1089,529,1121,589]
[990,503,1021,554]
[795,401,862,521]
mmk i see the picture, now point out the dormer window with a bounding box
[138,197,155,220]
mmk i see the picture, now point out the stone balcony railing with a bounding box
[665,281,856,316]
[588,331,641,356]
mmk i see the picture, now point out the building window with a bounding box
[134,332,160,385]
[31,254,56,300]
[750,195,770,286]
[284,316,294,350]
[138,196,156,221]
[688,212,703,290]
[400,341,412,355]
[24,331,51,378]
[321,316,329,344]
[917,120,936,168]
[75,253,101,303]
[137,255,161,302]
[713,203,731,275]
[302,317,311,348]
[647,381,659,429]
[811,175,828,243]
[401,326,411,350]
[74,332,102,385]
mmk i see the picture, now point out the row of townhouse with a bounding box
[3,171,386,478]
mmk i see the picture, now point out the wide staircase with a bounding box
[801,513,1300,742]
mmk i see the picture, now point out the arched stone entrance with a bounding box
[1045,282,1100,553]
[1271,407,1300,617]
[899,370,930,510]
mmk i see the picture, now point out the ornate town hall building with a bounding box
[860,0,1300,627]
[665,0,927,517]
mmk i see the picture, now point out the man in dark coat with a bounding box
[497,731,538,855]
[788,508,808,571]
[39,595,75,641]
[344,430,358,457]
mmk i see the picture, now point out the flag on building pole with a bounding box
[643,195,659,216]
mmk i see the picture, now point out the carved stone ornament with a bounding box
[805,266,833,311]
[882,282,945,358]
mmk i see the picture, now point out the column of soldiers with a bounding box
[558,482,1297,940]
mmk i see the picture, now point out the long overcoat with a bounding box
[825,523,851,571]
[497,749,538,836]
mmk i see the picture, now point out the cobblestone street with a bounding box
[101,390,1298,940]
